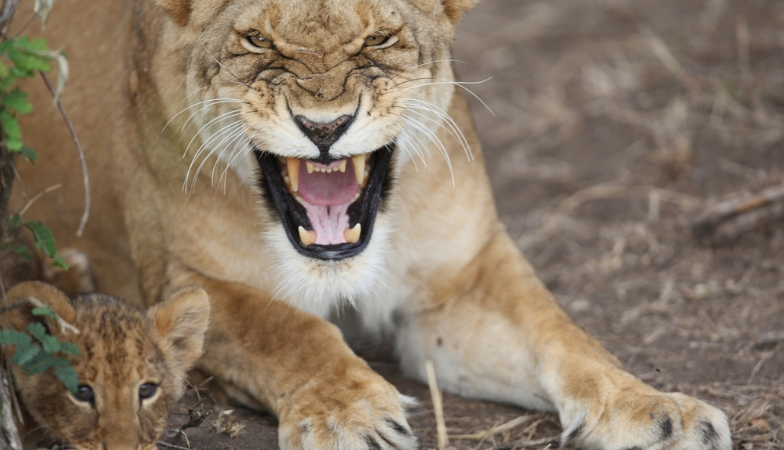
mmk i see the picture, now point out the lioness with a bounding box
[2,282,210,450]
[14,0,731,448]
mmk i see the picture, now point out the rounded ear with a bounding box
[147,287,210,377]
[410,0,479,24]
[4,281,76,334]
[156,0,191,26]
[442,0,479,23]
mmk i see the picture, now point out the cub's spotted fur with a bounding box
[3,282,209,450]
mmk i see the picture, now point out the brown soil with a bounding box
[161,1,784,449]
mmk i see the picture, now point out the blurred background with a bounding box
[448,0,783,448]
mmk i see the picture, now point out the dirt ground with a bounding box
[160,1,784,449]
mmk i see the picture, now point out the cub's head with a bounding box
[3,282,210,450]
[151,0,477,312]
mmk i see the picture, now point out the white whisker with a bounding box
[398,98,473,162]
[397,114,454,185]
[182,110,243,158]
[184,121,244,192]
[396,78,495,116]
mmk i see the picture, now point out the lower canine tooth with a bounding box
[298,226,317,246]
[286,158,300,192]
[344,223,361,244]
[352,154,366,185]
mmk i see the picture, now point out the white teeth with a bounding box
[344,223,361,244]
[298,226,316,246]
[338,160,347,172]
[352,154,366,185]
[286,158,300,192]
[306,161,315,174]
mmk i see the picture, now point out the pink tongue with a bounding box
[297,160,359,206]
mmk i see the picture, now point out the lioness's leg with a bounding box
[395,231,731,450]
[170,271,417,450]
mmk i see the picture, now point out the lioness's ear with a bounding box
[4,282,76,334]
[412,0,479,24]
[442,0,479,23]
[148,287,210,377]
[156,0,191,27]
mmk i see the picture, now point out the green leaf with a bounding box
[2,88,32,114]
[0,61,9,78]
[54,358,79,394]
[0,330,32,347]
[31,306,58,319]
[1,109,22,139]
[21,351,55,374]
[12,342,40,366]
[1,243,31,261]
[26,322,47,340]
[24,220,57,258]
[52,254,68,270]
[39,333,61,354]
[20,147,37,163]
[5,137,23,151]
[59,342,81,356]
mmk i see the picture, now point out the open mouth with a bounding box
[255,145,394,260]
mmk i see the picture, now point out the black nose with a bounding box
[294,114,353,159]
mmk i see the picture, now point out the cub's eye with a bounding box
[247,34,272,49]
[139,382,158,400]
[364,31,394,48]
[73,384,94,404]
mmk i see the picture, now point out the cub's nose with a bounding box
[294,114,353,157]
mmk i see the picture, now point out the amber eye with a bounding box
[364,31,392,47]
[139,383,158,400]
[247,34,272,49]
[73,384,94,404]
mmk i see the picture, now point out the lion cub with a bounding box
[3,281,210,450]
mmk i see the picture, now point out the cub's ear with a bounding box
[156,0,191,27]
[3,281,76,334]
[412,0,479,24]
[148,287,210,378]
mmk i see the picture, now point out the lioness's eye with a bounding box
[364,31,392,47]
[73,384,94,404]
[247,34,272,49]
[139,382,158,400]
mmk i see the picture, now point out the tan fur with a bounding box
[13,0,730,448]
[2,282,210,450]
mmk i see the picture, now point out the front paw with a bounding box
[568,388,731,450]
[277,363,418,450]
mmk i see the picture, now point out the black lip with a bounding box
[255,145,394,261]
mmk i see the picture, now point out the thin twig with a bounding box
[452,416,534,440]
[7,295,80,335]
[157,442,191,450]
[426,360,448,450]
[16,183,62,216]
[38,72,90,236]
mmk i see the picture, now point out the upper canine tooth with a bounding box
[298,226,317,246]
[306,161,315,174]
[352,154,366,185]
[338,160,347,172]
[344,223,361,244]
[286,158,300,192]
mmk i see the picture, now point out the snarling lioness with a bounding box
[14,0,731,448]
